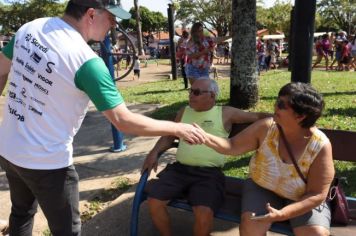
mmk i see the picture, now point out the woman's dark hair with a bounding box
[322,34,329,40]
[65,1,90,20]
[190,22,204,45]
[278,82,325,128]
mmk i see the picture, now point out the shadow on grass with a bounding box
[150,101,189,120]
[222,154,252,172]
[324,107,356,117]
[321,91,356,97]
[259,91,356,102]
[134,89,179,96]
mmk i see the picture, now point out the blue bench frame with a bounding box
[130,125,356,236]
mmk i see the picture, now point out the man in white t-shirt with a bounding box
[0,1,205,235]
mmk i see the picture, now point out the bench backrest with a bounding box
[231,123,356,162]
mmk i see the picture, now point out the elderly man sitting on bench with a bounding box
[141,79,271,236]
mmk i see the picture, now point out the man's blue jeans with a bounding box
[0,156,81,236]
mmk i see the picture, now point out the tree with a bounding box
[256,0,292,35]
[0,0,65,34]
[175,0,232,37]
[317,0,356,35]
[133,0,144,55]
[121,6,167,47]
[230,0,258,109]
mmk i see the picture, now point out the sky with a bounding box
[119,0,277,17]
[0,0,278,16]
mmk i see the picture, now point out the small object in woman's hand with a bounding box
[250,213,269,220]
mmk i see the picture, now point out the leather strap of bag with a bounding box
[277,125,307,184]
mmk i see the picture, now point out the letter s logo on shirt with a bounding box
[46,62,55,74]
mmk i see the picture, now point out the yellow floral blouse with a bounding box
[249,121,329,201]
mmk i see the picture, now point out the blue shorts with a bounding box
[185,63,209,79]
[335,51,342,61]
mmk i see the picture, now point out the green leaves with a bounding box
[0,0,66,34]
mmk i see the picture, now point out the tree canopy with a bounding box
[0,0,66,34]
[256,0,292,35]
[121,6,167,34]
[316,0,355,34]
[175,0,232,37]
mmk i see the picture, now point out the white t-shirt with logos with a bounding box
[0,17,124,169]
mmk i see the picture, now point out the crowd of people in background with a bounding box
[256,38,283,72]
[312,31,355,71]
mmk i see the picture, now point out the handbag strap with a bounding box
[277,125,307,184]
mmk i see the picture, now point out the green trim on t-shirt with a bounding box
[75,58,124,111]
[2,36,15,60]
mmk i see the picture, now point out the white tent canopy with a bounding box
[314,32,327,37]
[262,34,285,40]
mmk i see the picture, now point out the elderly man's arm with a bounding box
[141,108,185,175]
[0,53,11,95]
[223,106,272,131]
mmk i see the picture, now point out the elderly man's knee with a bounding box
[193,206,214,224]
[147,197,167,210]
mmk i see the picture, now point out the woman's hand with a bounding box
[252,203,287,223]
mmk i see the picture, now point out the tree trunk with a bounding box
[230,0,258,109]
[134,0,144,55]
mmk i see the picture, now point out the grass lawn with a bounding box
[120,69,356,196]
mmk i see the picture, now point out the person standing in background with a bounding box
[176,30,190,89]
[185,22,216,86]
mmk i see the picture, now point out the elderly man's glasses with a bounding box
[188,88,212,96]
[276,97,289,110]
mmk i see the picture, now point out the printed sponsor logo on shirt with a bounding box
[9,82,17,88]
[37,73,53,86]
[46,62,55,74]
[30,52,41,64]
[25,33,48,52]
[8,91,16,99]
[25,34,32,42]
[30,97,46,106]
[201,120,214,128]
[25,63,36,74]
[8,105,25,122]
[21,88,27,98]
[28,105,42,116]
[14,70,22,76]
[34,83,49,95]
[16,57,24,66]
[22,75,33,84]
[21,45,31,54]
[8,91,26,108]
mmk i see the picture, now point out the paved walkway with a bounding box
[1,62,282,236]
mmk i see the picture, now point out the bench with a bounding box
[130,123,356,236]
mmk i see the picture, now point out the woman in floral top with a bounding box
[185,22,216,86]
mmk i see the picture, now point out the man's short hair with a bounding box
[65,0,131,20]
[65,1,91,20]
[197,78,220,98]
